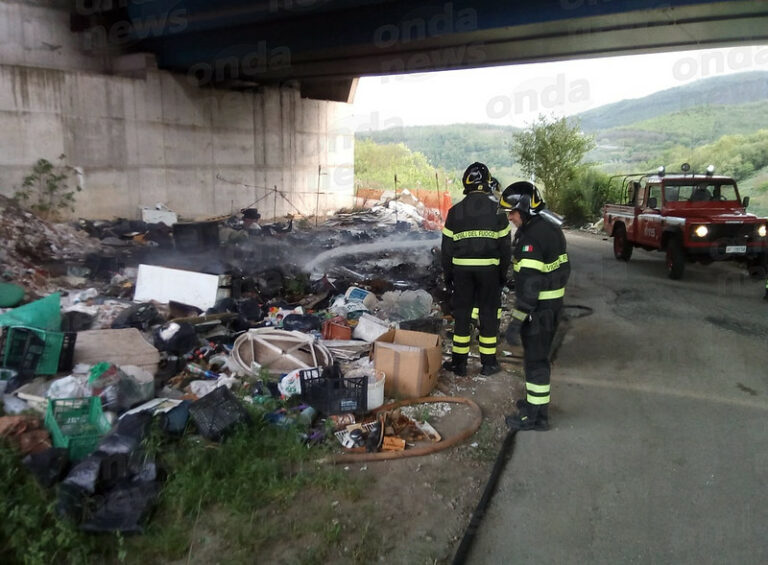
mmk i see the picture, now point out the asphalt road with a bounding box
[467,230,768,564]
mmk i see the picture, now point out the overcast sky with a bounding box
[352,44,768,132]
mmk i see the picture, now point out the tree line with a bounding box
[356,117,768,226]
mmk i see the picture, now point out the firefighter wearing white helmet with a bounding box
[500,181,570,431]
[441,163,512,377]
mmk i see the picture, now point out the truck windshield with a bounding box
[664,182,738,203]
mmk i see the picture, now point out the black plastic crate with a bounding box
[0,326,45,377]
[58,332,77,372]
[299,367,367,415]
[188,386,251,441]
[173,221,220,251]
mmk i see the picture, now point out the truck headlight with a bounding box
[694,225,709,238]
[758,225,767,238]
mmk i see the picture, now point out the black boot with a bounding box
[480,359,501,376]
[442,354,467,376]
[506,401,549,431]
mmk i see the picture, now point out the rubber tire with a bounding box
[613,224,633,261]
[666,237,685,279]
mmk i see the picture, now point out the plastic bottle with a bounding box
[186,362,220,380]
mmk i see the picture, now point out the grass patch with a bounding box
[0,441,102,565]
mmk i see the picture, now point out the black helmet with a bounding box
[500,181,545,215]
[489,177,501,194]
[462,162,490,194]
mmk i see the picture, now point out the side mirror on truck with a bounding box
[743,196,750,208]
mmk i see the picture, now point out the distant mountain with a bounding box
[589,99,768,169]
[576,71,768,132]
[356,71,768,177]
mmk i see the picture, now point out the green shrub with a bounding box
[560,167,616,226]
[14,155,81,220]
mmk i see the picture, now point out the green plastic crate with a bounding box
[44,397,112,461]
[0,325,76,375]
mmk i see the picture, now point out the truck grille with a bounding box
[706,224,756,240]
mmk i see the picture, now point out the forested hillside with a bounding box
[577,71,768,131]
[357,123,524,182]
[590,99,768,170]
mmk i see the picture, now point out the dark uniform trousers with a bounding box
[452,266,501,366]
[520,307,561,407]
[442,191,511,368]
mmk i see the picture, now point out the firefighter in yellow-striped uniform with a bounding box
[501,181,570,431]
[441,163,512,377]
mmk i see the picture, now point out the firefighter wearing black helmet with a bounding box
[441,162,512,377]
[501,181,570,431]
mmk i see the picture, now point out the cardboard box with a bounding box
[372,329,442,399]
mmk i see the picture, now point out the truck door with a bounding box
[636,183,663,247]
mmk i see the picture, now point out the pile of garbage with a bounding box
[0,195,102,298]
[0,192,459,533]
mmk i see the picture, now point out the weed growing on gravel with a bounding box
[467,421,503,462]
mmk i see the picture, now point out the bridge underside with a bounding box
[72,0,768,101]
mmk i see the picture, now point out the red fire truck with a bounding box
[603,164,768,279]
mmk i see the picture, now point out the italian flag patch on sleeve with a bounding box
[523,244,533,252]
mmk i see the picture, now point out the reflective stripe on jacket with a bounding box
[512,214,570,313]
[441,191,512,276]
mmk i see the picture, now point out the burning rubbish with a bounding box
[0,188,503,540]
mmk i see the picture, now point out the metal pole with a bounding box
[273,185,277,220]
[394,174,399,225]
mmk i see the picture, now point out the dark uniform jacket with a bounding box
[441,191,512,280]
[512,214,570,314]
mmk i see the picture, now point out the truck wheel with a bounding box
[666,237,685,279]
[613,224,633,261]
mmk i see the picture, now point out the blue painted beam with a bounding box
[110,0,764,85]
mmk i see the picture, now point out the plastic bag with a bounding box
[278,369,303,398]
[189,376,237,398]
[22,447,69,488]
[282,313,321,332]
[47,375,89,400]
[88,363,122,410]
[116,366,154,411]
[80,481,161,534]
[0,292,61,331]
[153,322,199,354]
[111,302,163,331]
[378,290,433,322]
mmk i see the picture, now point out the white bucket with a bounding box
[367,371,386,411]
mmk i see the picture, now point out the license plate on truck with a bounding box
[725,245,747,253]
